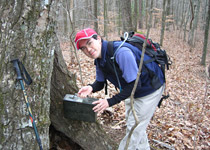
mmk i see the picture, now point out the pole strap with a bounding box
[11,59,32,85]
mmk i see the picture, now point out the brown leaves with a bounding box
[148,29,210,149]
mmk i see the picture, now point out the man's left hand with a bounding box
[92,99,109,113]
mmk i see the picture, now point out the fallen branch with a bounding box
[113,119,126,127]
[152,139,175,150]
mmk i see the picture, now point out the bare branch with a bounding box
[125,1,154,149]
[189,0,194,29]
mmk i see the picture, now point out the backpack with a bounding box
[120,31,171,78]
[108,31,171,84]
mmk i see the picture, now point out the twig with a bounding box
[124,1,153,149]
[113,119,126,127]
[152,139,175,150]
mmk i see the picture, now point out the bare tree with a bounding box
[183,3,191,41]
[117,0,122,34]
[134,0,138,31]
[104,0,108,37]
[165,0,171,30]
[201,0,210,66]
[188,0,201,47]
[138,0,143,29]
[94,0,98,33]
[160,0,167,46]
[121,0,133,32]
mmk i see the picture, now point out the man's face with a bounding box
[78,36,102,59]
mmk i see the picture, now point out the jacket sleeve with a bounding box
[88,80,105,93]
[107,80,141,107]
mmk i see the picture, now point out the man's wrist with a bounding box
[87,85,93,92]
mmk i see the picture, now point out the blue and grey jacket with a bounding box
[90,40,165,106]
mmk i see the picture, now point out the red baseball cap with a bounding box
[75,28,98,50]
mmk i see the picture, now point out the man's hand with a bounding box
[78,86,93,98]
[92,99,109,113]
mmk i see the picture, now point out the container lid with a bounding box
[63,94,97,104]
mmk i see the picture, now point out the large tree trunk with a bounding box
[0,0,117,149]
[0,0,55,149]
[50,46,117,150]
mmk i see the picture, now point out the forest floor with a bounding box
[61,28,210,150]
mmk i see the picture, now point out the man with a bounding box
[75,28,165,150]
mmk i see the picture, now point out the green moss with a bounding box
[22,9,56,130]
[38,112,50,128]
[27,8,40,23]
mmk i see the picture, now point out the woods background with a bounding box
[0,0,209,150]
[58,0,209,66]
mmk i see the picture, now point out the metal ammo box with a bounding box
[63,94,97,122]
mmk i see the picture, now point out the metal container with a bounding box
[63,94,97,122]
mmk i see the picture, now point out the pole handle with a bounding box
[11,59,22,80]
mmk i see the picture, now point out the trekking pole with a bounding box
[11,59,43,150]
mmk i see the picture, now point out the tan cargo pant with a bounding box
[118,85,165,150]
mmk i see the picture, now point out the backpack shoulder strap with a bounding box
[107,41,114,60]
[107,41,114,57]
[107,41,122,92]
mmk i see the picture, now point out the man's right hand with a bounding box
[77,85,93,98]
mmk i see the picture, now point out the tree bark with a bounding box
[165,0,171,30]
[94,0,98,33]
[0,0,55,149]
[138,0,143,29]
[121,0,133,32]
[188,0,201,46]
[160,0,167,46]
[104,0,108,37]
[117,0,122,35]
[201,0,210,65]
[134,0,138,31]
